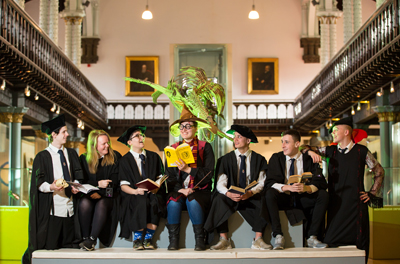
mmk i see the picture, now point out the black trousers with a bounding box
[45,215,75,250]
[265,188,329,237]
[215,194,267,234]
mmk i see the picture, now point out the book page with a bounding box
[176,144,194,164]
[164,147,179,167]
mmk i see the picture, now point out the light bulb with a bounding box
[248,4,259,19]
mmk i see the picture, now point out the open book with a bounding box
[164,143,195,167]
[135,175,168,193]
[227,180,258,195]
[67,182,99,194]
[287,172,313,185]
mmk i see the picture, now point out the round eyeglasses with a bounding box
[179,124,194,130]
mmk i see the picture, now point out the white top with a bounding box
[272,152,318,193]
[338,141,354,154]
[216,149,266,195]
[120,150,162,186]
[38,144,74,217]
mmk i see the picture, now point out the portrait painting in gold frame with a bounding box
[125,56,159,96]
[248,58,279,94]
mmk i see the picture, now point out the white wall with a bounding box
[25,0,377,103]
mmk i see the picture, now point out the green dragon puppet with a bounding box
[125,66,232,142]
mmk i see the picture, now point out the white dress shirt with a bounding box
[120,150,162,186]
[272,152,318,193]
[216,149,266,195]
[38,144,74,217]
[338,141,354,154]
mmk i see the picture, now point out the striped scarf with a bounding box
[185,136,198,188]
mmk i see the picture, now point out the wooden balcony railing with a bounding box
[0,0,107,128]
[294,0,400,130]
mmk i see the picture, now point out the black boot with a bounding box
[166,223,180,250]
[193,224,206,251]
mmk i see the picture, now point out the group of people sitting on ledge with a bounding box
[22,109,384,264]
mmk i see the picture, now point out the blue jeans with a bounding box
[167,197,204,225]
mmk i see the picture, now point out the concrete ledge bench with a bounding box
[32,247,365,264]
[111,211,303,249]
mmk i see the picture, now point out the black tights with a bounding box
[78,196,113,239]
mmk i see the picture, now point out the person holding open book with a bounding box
[204,125,270,250]
[117,125,166,250]
[23,115,83,264]
[265,129,329,250]
[165,106,215,251]
[78,130,122,251]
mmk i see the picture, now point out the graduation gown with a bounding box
[265,151,328,225]
[22,148,83,264]
[204,150,268,232]
[324,144,369,251]
[165,141,215,211]
[79,151,122,247]
[118,150,165,239]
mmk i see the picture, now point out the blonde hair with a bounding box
[86,130,116,174]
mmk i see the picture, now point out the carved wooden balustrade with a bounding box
[294,0,400,131]
[107,102,294,137]
[0,0,107,129]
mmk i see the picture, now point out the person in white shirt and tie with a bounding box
[265,129,329,250]
[204,125,270,250]
[117,125,165,250]
[23,114,83,264]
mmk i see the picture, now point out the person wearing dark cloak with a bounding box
[204,125,270,250]
[22,115,83,264]
[78,130,121,251]
[118,125,165,250]
[265,129,329,250]
[165,106,215,251]
[303,117,384,262]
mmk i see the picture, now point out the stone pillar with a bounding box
[60,0,86,68]
[343,0,353,44]
[376,0,386,9]
[14,0,25,9]
[62,16,84,67]
[329,17,338,59]
[319,17,330,67]
[48,0,59,45]
[372,105,400,205]
[39,0,49,34]
[353,0,362,34]
[317,1,342,68]
[0,106,28,206]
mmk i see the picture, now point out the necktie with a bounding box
[289,158,295,176]
[341,147,347,154]
[58,149,71,197]
[239,155,247,188]
[139,154,147,179]
[289,158,297,207]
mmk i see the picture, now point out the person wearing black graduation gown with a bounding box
[78,130,121,251]
[118,125,165,250]
[165,106,215,251]
[303,117,384,262]
[22,115,83,264]
[204,125,270,250]
[265,129,329,250]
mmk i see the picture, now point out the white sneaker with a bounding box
[273,234,285,250]
[307,236,327,248]
[251,237,272,250]
[210,237,232,250]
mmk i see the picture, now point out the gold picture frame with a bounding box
[125,56,159,96]
[248,58,279,94]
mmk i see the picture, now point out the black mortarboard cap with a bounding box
[117,125,147,146]
[41,114,66,135]
[329,116,353,133]
[226,124,258,143]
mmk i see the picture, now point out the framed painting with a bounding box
[125,56,159,96]
[248,58,279,94]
